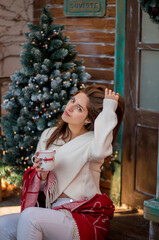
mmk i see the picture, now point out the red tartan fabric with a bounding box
[21,168,115,239]
[21,167,39,211]
[54,193,115,240]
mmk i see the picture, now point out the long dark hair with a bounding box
[46,85,124,149]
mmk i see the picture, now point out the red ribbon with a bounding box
[44,158,53,161]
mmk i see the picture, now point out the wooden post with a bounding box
[110,0,126,206]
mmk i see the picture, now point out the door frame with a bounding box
[110,0,126,206]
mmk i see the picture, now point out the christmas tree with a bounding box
[0,7,90,187]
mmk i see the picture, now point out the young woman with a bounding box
[0,85,123,240]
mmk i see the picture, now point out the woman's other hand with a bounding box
[33,152,49,181]
[105,88,119,102]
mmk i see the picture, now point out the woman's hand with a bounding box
[33,152,49,181]
[105,88,119,102]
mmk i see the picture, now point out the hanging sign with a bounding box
[64,0,106,17]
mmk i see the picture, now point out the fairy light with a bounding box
[54,110,56,113]
[20,147,23,150]
[36,85,39,88]
[14,132,16,134]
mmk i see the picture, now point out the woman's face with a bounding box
[61,92,90,128]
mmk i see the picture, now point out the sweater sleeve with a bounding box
[89,98,118,160]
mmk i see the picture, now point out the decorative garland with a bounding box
[138,0,159,24]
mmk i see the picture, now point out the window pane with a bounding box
[142,12,159,43]
[139,51,159,111]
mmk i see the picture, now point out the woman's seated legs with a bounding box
[0,213,20,240]
[17,207,75,240]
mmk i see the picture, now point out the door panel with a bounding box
[135,126,158,196]
[122,0,159,208]
[139,50,159,111]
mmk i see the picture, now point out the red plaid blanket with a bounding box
[21,167,115,240]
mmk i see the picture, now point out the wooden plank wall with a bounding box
[34,0,116,89]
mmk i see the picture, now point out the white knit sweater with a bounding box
[36,98,118,201]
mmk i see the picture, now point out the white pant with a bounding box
[0,199,76,240]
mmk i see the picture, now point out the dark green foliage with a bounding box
[138,0,159,23]
[0,6,91,187]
